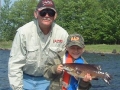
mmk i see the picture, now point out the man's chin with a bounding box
[43,22,52,26]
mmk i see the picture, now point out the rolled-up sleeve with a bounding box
[8,31,26,90]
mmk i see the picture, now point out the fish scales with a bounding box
[63,63,112,85]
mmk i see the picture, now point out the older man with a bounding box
[8,0,68,90]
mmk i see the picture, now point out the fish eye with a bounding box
[76,71,81,74]
[75,67,78,70]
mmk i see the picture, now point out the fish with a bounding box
[63,63,112,85]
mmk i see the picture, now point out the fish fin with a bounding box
[91,64,101,71]
[103,72,112,85]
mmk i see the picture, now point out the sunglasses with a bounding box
[39,8,55,17]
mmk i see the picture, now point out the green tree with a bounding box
[98,0,120,44]
[10,0,38,28]
[0,0,38,41]
[54,0,102,44]
[0,0,12,40]
[9,0,38,40]
[54,0,120,44]
[1,0,120,44]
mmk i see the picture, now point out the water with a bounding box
[0,50,10,90]
[0,50,120,90]
[83,52,120,90]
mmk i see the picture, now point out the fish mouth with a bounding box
[63,66,73,72]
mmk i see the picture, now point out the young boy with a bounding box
[44,34,92,90]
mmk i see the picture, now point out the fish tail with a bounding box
[103,72,112,85]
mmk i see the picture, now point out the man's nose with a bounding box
[45,13,49,17]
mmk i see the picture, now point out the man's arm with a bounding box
[8,31,26,90]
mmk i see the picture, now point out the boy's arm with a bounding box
[43,58,59,80]
[43,53,63,80]
[44,50,65,80]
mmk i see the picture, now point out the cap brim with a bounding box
[37,7,56,12]
[67,42,84,48]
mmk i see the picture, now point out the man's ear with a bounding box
[34,10,38,19]
[54,13,57,20]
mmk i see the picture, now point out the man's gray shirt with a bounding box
[8,19,68,89]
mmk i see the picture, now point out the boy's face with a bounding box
[66,45,84,59]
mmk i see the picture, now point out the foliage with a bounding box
[54,0,120,44]
[0,0,38,41]
[10,0,38,28]
[0,0,12,40]
[0,0,120,44]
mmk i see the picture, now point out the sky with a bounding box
[1,0,17,6]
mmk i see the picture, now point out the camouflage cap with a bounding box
[66,34,85,48]
[36,0,56,12]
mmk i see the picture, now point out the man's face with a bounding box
[36,8,56,27]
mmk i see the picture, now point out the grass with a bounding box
[0,41,120,53]
[0,41,12,50]
[85,44,120,53]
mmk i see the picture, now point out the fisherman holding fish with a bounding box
[44,34,92,90]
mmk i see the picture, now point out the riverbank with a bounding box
[0,41,120,54]
[0,48,120,55]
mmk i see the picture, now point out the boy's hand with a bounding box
[56,64,63,74]
[83,73,92,82]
